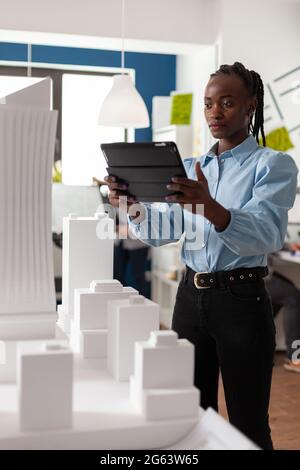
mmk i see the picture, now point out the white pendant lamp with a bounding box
[98,0,150,128]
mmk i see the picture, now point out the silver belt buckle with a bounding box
[194,272,210,289]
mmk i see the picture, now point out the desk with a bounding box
[276,251,300,265]
[271,251,300,350]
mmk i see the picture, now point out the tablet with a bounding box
[101,141,187,202]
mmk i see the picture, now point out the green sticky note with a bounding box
[170,93,193,125]
[260,126,294,151]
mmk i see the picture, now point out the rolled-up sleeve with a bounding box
[216,153,298,256]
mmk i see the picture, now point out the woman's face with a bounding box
[204,74,257,141]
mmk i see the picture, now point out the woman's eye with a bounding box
[223,101,232,107]
[204,103,211,109]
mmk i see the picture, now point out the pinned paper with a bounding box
[171,93,193,125]
[260,126,294,152]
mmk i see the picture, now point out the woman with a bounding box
[105,62,298,449]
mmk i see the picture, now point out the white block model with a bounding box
[0,341,18,382]
[58,214,114,334]
[0,101,58,382]
[17,341,73,432]
[107,295,160,381]
[130,330,199,421]
[71,280,138,359]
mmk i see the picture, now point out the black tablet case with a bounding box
[101,142,187,202]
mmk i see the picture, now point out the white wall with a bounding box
[219,0,300,168]
[0,0,220,45]
[177,46,217,155]
[219,0,300,82]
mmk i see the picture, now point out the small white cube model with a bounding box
[130,330,200,421]
[71,280,138,359]
[74,280,138,330]
[107,295,160,382]
[17,341,73,431]
[58,213,114,334]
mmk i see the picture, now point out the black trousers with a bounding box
[171,273,276,450]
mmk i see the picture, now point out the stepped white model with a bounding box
[71,280,138,359]
[130,330,199,420]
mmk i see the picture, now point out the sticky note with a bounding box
[171,93,193,125]
[260,126,294,151]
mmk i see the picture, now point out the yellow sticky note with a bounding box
[171,93,193,125]
[260,126,294,152]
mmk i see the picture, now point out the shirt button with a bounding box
[220,159,225,163]
[201,242,206,247]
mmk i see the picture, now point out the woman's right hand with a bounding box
[104,175,138,209]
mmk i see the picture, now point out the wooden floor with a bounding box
[218,352,300,450]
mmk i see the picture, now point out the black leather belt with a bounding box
[184,266,268,289]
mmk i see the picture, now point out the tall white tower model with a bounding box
[0,78,58,382]
[58,213,114,334]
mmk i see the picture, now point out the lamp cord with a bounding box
[121,0,125,73]
[27,44,32,77]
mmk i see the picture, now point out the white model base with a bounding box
[168,407,259,451]
[0,311,58,341]
[0,352,199,450]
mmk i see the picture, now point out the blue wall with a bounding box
[0,42,176,141]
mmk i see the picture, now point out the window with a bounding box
[62,73,125,185]
[0,65,131,185]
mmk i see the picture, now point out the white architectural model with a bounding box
[71,280,137,359]
[0,77,257,450]
[58,213,114,334]
[17,341,73,431]
[0,80,58,383]
[130,331,199,420]
[107,295,160,381]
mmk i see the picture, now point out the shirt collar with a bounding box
[200,135,259,167]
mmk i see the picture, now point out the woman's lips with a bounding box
[209,123,226,129]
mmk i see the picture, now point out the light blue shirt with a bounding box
[128,135,298,272]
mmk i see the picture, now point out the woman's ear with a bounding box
[248,105,255,116]
[248,98,258,116]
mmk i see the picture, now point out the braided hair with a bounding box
[210,62,266,146]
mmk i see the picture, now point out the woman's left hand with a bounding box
[165,161,213,213]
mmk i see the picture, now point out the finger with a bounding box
[170,177,198,187]
[110,189,129,199]
[109,182,128,191]
[195,161,206,182]
[165,194,186,203]
[109,195,137,207]
[104,175,116,183]
[166,183,185,192]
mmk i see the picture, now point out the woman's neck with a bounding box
[217,130,249,156]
